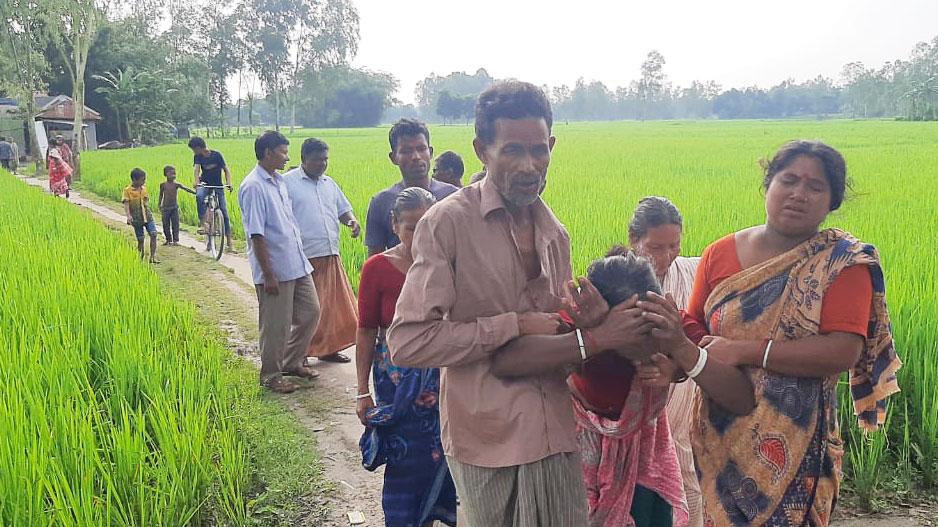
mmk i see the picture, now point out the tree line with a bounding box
[0,0,396,149]
[403,38,938,123]
[3,0,936,156]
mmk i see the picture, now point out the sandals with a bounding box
[283,366,320,379]
[265,378,298,394]
[318,352,351,363]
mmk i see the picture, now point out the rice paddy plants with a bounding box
[0,170,251,525]
[78,119,938,504]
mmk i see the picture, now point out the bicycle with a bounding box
[199,184,228,260]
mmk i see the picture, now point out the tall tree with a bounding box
[92,66,168,142]
[284,0,359,132]
[206,8,239,135]
[637,50,669,120]
[415,68,493,120]
[43,0,105,169]
[0,0,48,165]
[246,0,300,129]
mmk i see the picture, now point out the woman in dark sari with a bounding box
[355,187,457,527]
[640,140,901,526]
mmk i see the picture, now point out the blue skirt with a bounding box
[359,340,457,527]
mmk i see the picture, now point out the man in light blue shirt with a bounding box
[238,130,321,393]
[284,138,361,364]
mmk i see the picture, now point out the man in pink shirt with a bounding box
[388,81,645,526]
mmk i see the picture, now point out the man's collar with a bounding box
[480,176,506,218]
[256,164,278,181]
[302,167,326,181]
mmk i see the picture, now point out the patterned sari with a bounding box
[693,228,900,527]
[359,337,457,527]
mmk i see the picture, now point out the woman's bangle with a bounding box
[355,392,372,400]
[687,346,708,379]
[762,339,774,369]
[575,328,588,361]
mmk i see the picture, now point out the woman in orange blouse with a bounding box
[641,140,901,526]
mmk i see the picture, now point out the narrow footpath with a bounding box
[13,172,931,527]
[16,174,384,526]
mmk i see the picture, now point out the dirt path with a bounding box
[16,174,385,526]
[13,173,932,527]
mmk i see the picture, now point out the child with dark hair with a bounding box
[158,165,195,245]
[122,168,159,263]
[431,150,465,187]
[485,251,688,526]
[566,253,688,527]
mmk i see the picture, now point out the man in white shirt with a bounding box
[238,130,321,393]
[284,138,361,364]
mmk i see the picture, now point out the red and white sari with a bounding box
[47,147,72,196]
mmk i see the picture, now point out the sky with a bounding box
[350,0,938,104]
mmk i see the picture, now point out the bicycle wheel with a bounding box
[210,208,225,260]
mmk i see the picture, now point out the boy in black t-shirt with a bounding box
[188,136,234,250]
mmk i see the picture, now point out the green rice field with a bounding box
[72,119,938,503]
[0,170,328,525]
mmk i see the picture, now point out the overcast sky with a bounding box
[350,0,937,103]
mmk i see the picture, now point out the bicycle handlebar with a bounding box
[198,184,229,189]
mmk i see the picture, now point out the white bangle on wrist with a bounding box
[355,392,372,400]
[687,346,708,379]
[575,328,587,361]
[762,339,774,369]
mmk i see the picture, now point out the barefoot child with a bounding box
[158,165,195,245]
[122,168,159,263]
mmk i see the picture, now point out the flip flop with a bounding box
[319,352,351,363]
[283,367,320,379]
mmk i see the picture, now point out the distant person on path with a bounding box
[653,141,902,526]
[364,119,458,256]
[122,168,159,263]
[431,150,465,187]
[238,130,321,394]
[158,165,195,246]
[284,138,361,365]
[387,81,643,526]
[188,136,234,250]
[46,139,72,198]
[9,138,18,171]
[356,188,457,527]
[0,137,12,170]
[55,136,75,188]
[56,136,74,167]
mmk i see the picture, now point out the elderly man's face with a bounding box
[475,118,554,208]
